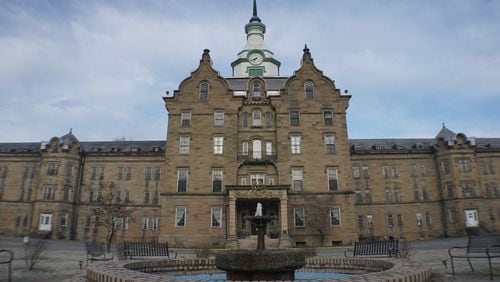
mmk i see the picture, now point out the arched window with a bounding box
[264,112,272,127]
[252,110,261,127]
[252,139,262,160]
[305,81,314,100]
[199,82,209,101]
[242,112,249,128]
[253,83,261,97]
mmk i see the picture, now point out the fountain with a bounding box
[215,202,305,281]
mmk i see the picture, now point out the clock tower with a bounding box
[231,0,281,77]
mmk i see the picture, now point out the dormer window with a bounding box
[396,144,405,150]
[130,147,139,152]
[199,82,209,101]
[111,147,120,152]
[374,144,384,150]
[253,83,261,97]
[90,147,101,152]
[354,144,363,150]
[305,81,314,100]
[153,146,161,152]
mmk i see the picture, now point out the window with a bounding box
[212,169,223,192]
[323,111,333,125]
[264,112,272,127]
[291,135,301,154]
[425,212,432,225]
[252,110,262,126]
[177,169,188,192]
[292,168,303,192]
[240,177,248,186]
[394,188,401,202]
[253,83,261,97]
[64,163,73,177]
[457,159,471,173]
[397,214,403,227]
[305,81,314,100]
[357,215,364,230]
[416,213,423,226]
[122,217,129,230]
[152,217,158,231]
[355,190,362,203]
[142,217,149,230]
[143,191,150,204]
[387,214,394,227]
[242,112,249,127]
[214,111,224,126]
[242,141,249,156]
[252,139,262,159]
[419,165,426,177]
[294,208,305,228]
[124,191,130,204]
[46,163,59,176]
[382,166,389,178]
[445,183,454,198]
[385,189,392,203]
[266,142,272,156]
[213,136,224,155]
[88,190,94,202]
[62,187,71,201]
[391,166,399,178]
[410,165,417,178]
[362,166,370,179]
[181,112,191,127]
[290,111,300,126]
[154,167,161,180]
[175,208,186,227]
[364,189,372,203]
[461,182,476,197]
[60,212,68,227]
[367,215,373,229]
[448,208,458,223]
[441,159,450,174]
[352,167,360,179]
[144,167,152,180]
[43,186,55,200]
[152,191,159,205]
[413,187,420,201]
[327,168,339,191]
[199,82,209,101]
[179,136,190,155]
[422,185,429,201]
[330,207,341,226]
[211,207,222,228]
[267,177,275,185]
[324,134,335,154]
[250,173,265,185]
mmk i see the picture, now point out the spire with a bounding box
[250,0,261,22]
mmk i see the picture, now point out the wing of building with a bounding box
[1,1,499,247]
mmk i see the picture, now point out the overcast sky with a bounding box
[1,0,499,142]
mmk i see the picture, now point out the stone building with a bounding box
[0,1,499,247]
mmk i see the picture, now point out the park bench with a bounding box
[344,239,399,258]
[448,234,500,280]
[122,241,171,260]
[0,249,13,282]
[85,242,114,266]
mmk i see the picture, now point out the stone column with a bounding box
[226,195,239,249]
[279,195,293,248]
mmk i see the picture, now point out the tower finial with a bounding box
[442,122,445,128]
[253,0,257,17]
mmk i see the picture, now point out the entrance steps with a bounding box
[238,236,279,249]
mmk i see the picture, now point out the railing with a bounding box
[237,153,277,163]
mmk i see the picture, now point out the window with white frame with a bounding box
[457,158,471,173]
[212,169,223,192]
[96,191,102,202]
[214,111,224,126]
[143,191,150,204]
[357,215,364,230]
[327,168,339,191]
[142,216,149,230]
[144,167,152,180]
[154,167,161,180]
[292,168,303,191]
[252,139,262,159]
[264,112,272,127]
[122,217,129,230]
[290,110,300,126]
[294,208,305,228]
[252,110,262,126]
[460,182,476,197]
[253,83,261,97]
[213,136,224,155]
[397,214,403,226]
[291,135,301,154]
[43,186,55,200]
[425,212,432,225]
[181,112,191,127]
[267,177,275,185]
[199,82,209,101]
[175,208,186,227]
[179,136,190,155]
[177,169,188,192]
[242,141,249,156]
[305,81,314,100]
[240,177,248,186]
[250,173,264,185]
[330,207,341,226]
[152,191,159,205]
[361,166,370,178]
[60,212,68,227]
[152,217,158,231]
[242,112,249,127]
[46,163,59,176]
[352,166,360,179]
[416,212,423,226]
[211,207,222,228]
[387,214,394,227]
[323,110,333,125]
[324,134,335,154]
[266,142,272,156]
[367,215,373,229]
[382,166,389,178]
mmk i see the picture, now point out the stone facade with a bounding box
[0,3,499,248]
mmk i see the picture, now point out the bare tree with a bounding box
[88,182,136,252]
[306,204,330,246]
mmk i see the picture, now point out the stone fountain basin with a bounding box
[215,249,305,272]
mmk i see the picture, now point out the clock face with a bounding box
[249,53,264,65]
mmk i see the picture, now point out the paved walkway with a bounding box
[0,235,498,281]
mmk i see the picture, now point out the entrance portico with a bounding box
[225,185,292,249]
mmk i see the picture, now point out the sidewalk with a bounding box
[0,235,498,281]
